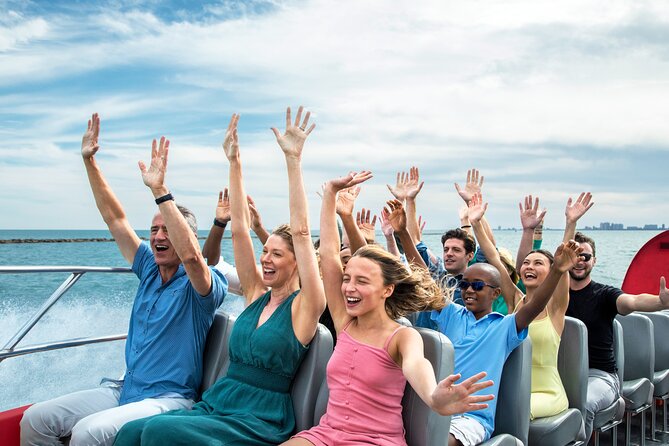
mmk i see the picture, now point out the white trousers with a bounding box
[20,385,193,446]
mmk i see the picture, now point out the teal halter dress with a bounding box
[114,290,308,446]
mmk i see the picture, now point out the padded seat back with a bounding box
[313,327,455,446]
[492,338,532,445]
[616,313,654,381]
[640,311,669,372]
[613,319,624,388]
[200,311,236,394]
[291,324,334,432]
[558,316,588,417]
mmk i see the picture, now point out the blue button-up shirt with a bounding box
[119,242,228,404]
[418,303,527,440]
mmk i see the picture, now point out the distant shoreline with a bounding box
[0,237,209,244]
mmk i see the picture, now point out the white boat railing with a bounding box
[0,266,132,363]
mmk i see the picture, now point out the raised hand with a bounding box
[554,240,583,273]
[418,215,426,239]
[431,371,494,416]
[247,195,263,229]
[454,168,484,204]
[216,188,231,224]
[387,167,424,201]
[270,105,315,159]
[82,113,100,160]
[222,114,240,161]
[336,186,361,217]
[326,171,373,193]
[519,195,547,230]
[356,208,377,242]
[565,192,594,224]
[467,192,488,223]
[385,199,408,234]
[138,136,169,192]
[380,207,394,237]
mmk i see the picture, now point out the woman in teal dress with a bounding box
[114,107,326,446]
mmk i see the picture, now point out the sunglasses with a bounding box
[579,253,593,262]
[458,280,497,291]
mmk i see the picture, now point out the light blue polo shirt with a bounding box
[421,303,527,440]
[119,242,228,404]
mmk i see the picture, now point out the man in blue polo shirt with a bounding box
[21,114,227,446]
[417,240,581,446]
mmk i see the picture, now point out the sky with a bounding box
[1,0,668,231]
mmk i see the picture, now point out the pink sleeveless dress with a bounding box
[295,323,408,446]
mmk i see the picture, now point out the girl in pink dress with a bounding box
[282,172,494,446]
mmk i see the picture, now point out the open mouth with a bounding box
[523,272,537,280]
[263,268,276,279]
[345,296,361,306]
[155,244,169,252]
[464,295,476,304]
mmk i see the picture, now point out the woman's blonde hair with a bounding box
[353,245,447,319]
[498,247,519,284]
[270,224,294,254]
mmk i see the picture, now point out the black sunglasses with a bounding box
[458,280,497,291]
[579,253,593,262]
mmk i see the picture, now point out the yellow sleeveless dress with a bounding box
[529,314,569,419]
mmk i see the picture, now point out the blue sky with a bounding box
[1,0,668,230]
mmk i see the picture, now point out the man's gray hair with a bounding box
[176,204,197,234]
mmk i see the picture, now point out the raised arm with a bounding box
[385,199,427,270]
[515,240,582,331]
[516,195,547,273]
[202,189,231,266]
[321,172,373,334]
[81,113,141,264]
[223,114,266,304]
[379,207,401,257]
[336,185,367,254]
[247,195,270,245]
[387,167,424,242]
[547,192,594,317]
[397,328,494,416]
[468,194,523,310]
[270,105,326,345]
[139,137,212,296]
[455,168,496,245]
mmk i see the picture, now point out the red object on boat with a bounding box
[0,404,31,446]
[622,230,669,295]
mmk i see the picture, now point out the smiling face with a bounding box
[461,263,501,319]
[260,234,297,288]
[569,241,595,283]
[340,256,393,318]
[149,212,180,269]
[520,252,552,289]
[442,238,474,275]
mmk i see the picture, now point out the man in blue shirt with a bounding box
[417,240,580,446]
[21,114,227,446]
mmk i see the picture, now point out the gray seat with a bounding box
[639,311,669,437]
[592,319,626,446]
[528,317,587,446]
[480,338,532,446]
[616,313,655,446]
[313,328,455,446]
[200,314,334,433]
[200,311,236,393]
[291,324,334,432]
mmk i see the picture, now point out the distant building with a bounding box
[644,224,659,230]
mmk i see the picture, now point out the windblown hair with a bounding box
[353,244,447,320]
[441,228,476,254]
[271,224,295,254]
[498,247,520,284]
[176,204,197,235]
[575,232,596,257]
[527,249,554,265]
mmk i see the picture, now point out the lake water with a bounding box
[0,229,662,411]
